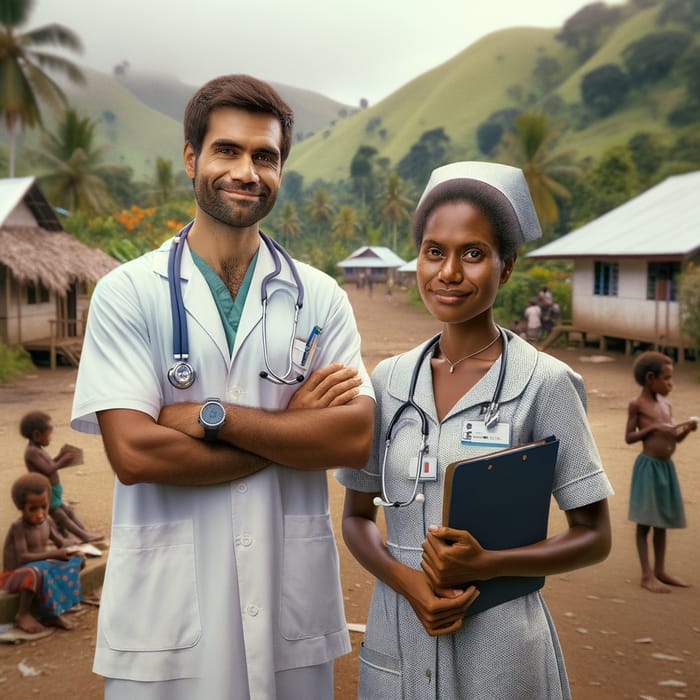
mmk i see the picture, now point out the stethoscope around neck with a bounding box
[373,326,509,509]
[166,221,306,389]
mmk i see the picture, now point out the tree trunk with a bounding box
[8,116,16,177]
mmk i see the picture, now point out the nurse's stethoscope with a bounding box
[373,326,509,509]
[167,221,306,389]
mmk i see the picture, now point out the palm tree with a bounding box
[151,157,176,204]
[276,200,300,248]
[306,186,335,240]
[379,172,413,251]
[28,108,127,214]
[0,0,85,176]
[331,204,359,243]
[498,112,580,233]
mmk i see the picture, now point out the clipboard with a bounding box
[442,436,559,616]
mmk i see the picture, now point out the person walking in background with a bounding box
[71,74,374,699]
[337,161,613,699]
[523,296,542,343]
[538,285,552,307]
[625,351,697,593]
[549,298,562,328]
[21,410,103,543]
[539,287,555,335]
[1,473,84,633]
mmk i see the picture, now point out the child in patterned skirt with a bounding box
[1,473,84,633]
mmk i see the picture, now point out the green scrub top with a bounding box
[191,248,258,354]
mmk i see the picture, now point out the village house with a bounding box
[336,245,406,287]
[0,177,119,368]
[527,170,700,362]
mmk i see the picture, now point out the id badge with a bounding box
[460,420,511,447]
[406,455,438,481]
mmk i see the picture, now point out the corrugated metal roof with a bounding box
[337,246,406,268]
[0,177,62,231]
[527,171,700,259]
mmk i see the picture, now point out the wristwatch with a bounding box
[198,398,226,442]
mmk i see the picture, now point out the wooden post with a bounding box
[49,319,56,370]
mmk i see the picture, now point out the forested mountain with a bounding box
[11,68,354,178]
[3,0,699,341]
[9,0,700,186]
[287,0,700,184]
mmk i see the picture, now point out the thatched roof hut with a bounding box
[0,177,119,360]
[0,227,118,294]
[0,177,119,295]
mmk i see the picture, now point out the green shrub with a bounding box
[680,262,700,350]
[0,342,34,383]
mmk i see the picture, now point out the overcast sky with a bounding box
[30,0,621,105]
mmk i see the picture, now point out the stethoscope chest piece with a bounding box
[375,327,509,509]
[168,360,196,389]
[166,222,306,389]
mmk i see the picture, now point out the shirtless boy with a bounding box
[1,473,84,632]
[625,351,697,593]
[20,410,103,543]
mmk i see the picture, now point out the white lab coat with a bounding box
[71,235,374,699]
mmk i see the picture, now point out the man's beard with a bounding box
[193,177,277,228]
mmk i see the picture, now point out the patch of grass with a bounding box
[0,342,34,383]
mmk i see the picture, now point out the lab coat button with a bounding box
[246,604,260,617]
[228,386,242,400]
[240,534,253,547]
[236,483,248,493]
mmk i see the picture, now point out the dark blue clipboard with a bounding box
[442,436,559,616]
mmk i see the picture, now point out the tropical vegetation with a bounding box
[26,108,129,213]
[0,0,84,175]
[2,0,700,348]
[0,340,33,382]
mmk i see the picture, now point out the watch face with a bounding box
[201,402,225,426]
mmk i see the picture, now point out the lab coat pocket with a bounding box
[102,520,201,652]
[358,642,401,699]
[280,514,345,640]
[291,337,312,371]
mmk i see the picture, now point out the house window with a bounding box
[593,261,618,296]
[646,262,680,301]
[26,281,50,304]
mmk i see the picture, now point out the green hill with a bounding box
[286,1,699,183]
[116,72,353,140]
[14,68,184,178]
[12,69,352,179]
[9,1,699,183]
[286,27,569,182]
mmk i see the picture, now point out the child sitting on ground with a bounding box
[20,410,103,543]
[625,351,697,593]
[1,473,84,633]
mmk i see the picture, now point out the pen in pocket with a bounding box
[301,325,322,366]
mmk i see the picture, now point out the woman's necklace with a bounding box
[439,330,500,374]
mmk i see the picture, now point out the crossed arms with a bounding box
[97,364,374,486]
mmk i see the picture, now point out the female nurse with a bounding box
[336,161,613,700]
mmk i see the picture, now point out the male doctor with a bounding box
[71,74,375,700]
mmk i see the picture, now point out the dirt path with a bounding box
[1,283,698,699]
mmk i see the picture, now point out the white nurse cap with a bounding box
[413,161,543,243]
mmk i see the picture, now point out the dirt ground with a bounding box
[0,283,698,700]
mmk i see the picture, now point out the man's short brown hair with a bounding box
[184,74,294,164]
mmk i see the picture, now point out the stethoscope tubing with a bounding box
[375,327,508,509]
[169,221,194,362]
[166,222,306,389]
[258,233,305,385]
